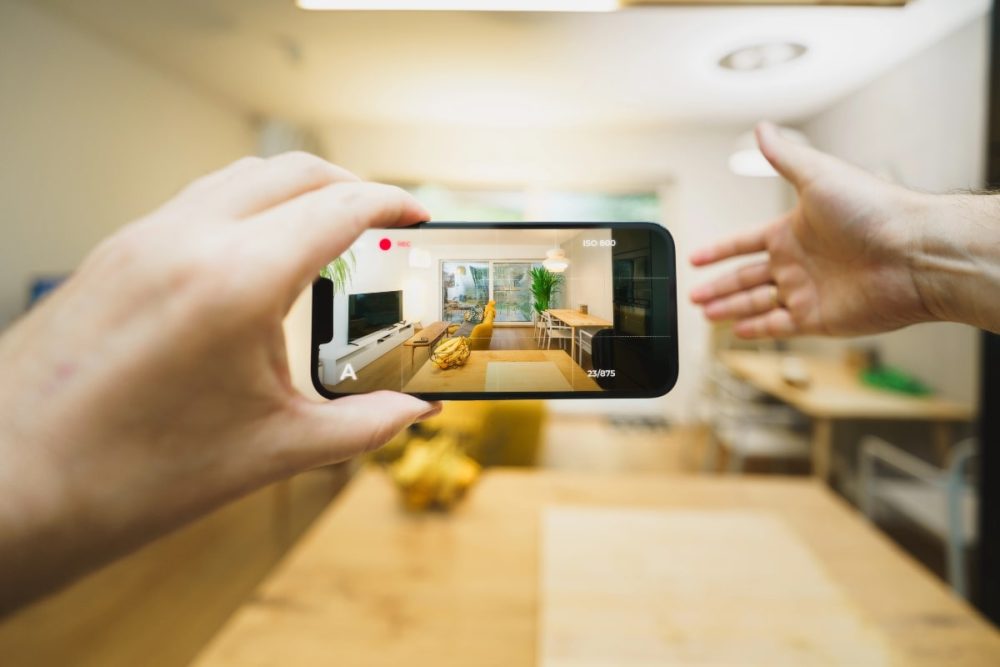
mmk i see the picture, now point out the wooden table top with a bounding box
[546,309,612,328]
[194,470,1000,667]
[719,350,974,421]
[402,350,601,393]
[402,321,449,348]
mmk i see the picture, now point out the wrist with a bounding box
[907,193,1000,331]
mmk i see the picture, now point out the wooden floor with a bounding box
[326,326,581,393]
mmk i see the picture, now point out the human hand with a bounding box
[0,153,439,612]
[690,122,933,338]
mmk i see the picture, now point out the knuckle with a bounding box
[164,243,217,291]
[179,156,263,197]
[233,155,265,169]
[276,151,333,181]
[84,227,143,272]
[327,182,371,230]
[279,150,318,163]
[786,291,807,312]
[168,253,268,322]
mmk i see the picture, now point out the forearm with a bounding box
[909,193,1000,333]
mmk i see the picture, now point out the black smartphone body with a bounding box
[311,222,678,400]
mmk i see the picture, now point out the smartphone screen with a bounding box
[311,222,677,400]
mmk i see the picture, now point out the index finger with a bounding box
[690,227,767,266]
[247,180,429,297]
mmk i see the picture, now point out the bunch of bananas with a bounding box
[389,435,481,511]
[430,335,471,370]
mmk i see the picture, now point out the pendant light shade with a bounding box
[542,248,569,273]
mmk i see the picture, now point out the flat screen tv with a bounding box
[348,290,403,342]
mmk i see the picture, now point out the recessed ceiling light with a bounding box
[297,0,618,10]
[718,42,807,72]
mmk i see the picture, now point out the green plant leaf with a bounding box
[529,266,563,314]
[320,250,356,295]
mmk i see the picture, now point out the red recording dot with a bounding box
[379,238,392,251]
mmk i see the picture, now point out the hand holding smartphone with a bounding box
[312,222,677,400]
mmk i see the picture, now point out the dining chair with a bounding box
[577,328,598,366]
[534,311,549,348]
[703,364,810,474]
[859,435,978,599]
[544,313,573,352]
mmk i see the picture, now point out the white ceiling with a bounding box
[36,0,989,129]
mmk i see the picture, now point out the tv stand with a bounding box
[318,321,414,385]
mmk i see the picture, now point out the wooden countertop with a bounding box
[718,350,974,421]
[194,469,1000,666]
[546,309,612,328]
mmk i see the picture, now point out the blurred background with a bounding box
[0,0,996,665]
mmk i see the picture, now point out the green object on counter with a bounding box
[860,366,932,396]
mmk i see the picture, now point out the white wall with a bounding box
[800,14,988,405]
[0,0,256,329]
[320,123,789,420]
[561,229,614,322]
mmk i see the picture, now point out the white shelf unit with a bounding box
[318,322,414,385]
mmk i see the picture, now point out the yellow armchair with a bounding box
[469,300,495,351]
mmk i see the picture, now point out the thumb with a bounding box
[277,392,442,470]
[756,121,825,187]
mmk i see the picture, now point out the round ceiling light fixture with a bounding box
[542,248,569,273]
[718,42,807,72]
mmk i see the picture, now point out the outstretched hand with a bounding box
[690,122,932,339]
[0,153,439,613]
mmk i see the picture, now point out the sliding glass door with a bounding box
[492,262,537,323]
[440,260,548,324]
[441,261,490,324]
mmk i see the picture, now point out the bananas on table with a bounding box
[389,435,481,511]
[430,336,471,370]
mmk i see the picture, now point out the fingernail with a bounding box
[415,402,442,422]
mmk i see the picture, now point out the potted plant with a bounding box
[319,250,356,295]
[529,266,563,316]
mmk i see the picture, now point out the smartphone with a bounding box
[311,222,678,400]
